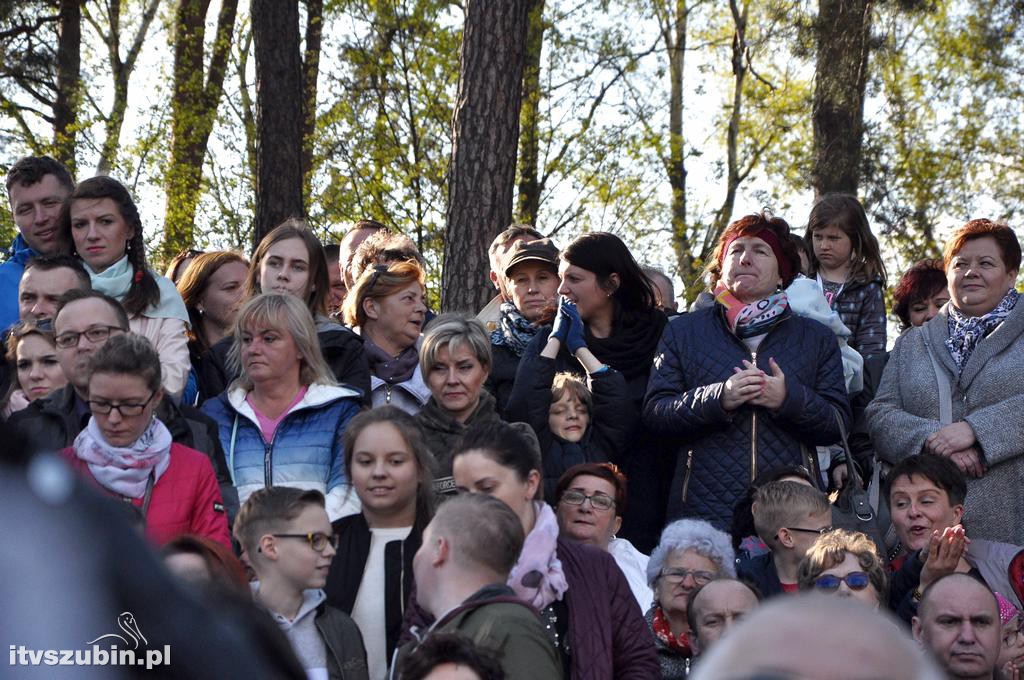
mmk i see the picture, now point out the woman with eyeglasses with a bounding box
[60,333,231,549]
[797,528,887,608]
[59,176,192,399]
[342,260,430,414]
[3,320,67,417]
[646,518,737,679]
[201,293,363,520]
[553,463,654,611]
[450,421,659,679]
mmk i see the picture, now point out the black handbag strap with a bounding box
[833,408,875,522]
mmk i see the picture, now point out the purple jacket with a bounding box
[557,537,659,680]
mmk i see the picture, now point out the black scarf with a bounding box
[587,308,668,383]
[363,338,420,385]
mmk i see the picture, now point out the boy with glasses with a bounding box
[737,480,832,598]
[234,486,368,679]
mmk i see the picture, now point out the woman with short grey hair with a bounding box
[646,519,736,679]
[415,313,502,494]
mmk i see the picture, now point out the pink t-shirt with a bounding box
[246,386,308,443]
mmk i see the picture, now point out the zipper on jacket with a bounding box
[385,383,392,404]
[750,350,758,483]
[263,440,273,488]
[681,450,693,503]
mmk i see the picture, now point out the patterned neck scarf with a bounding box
[491,302,538,357]
[714,281,790,339]
[652,606,692,657]
[507,501,569,610]
[946,288,1019,370]
[73,416,173,498]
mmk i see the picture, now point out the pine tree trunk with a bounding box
[252,0,305,247]
[811,0,873,196]
[442,0,530,313]
[301,0,323,206]
[515,0,545,226]
[53,0,81,172]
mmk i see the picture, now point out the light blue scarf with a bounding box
[84,255,190,322]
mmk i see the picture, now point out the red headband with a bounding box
[722,227,793,287]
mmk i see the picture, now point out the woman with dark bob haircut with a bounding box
[892,258,950,331]
[868,218,1024,546]
[644,211,850,529]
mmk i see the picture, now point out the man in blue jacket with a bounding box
[2,156,74,330]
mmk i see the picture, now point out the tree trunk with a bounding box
[514,0,545,226]
[252,0,305,247]
[301,0,323,205]
[442,0,530,313]
[811,0,873,196]
[161,0,238,259]
[53,0,81,172]
[664,0,691,296]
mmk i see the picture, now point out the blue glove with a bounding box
[549,296,572,344]
[562,299,587,354]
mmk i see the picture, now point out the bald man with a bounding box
[687,578,761,657]
[913,573,1002,680]
[692,594,943,680]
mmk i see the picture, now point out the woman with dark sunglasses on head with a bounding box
[342,260,430,414]
[797,528,887,608]
[60,333,231,549]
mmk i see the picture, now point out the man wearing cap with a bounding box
[476,225,545,331]
[484,237,560,416]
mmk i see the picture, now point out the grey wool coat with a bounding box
[866,299,1024,546]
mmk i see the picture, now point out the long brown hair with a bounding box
[343,406,436,524]
[244,219,331,317]
[805,194,887,286]
[59,176,160,317]
[177,251,249,352]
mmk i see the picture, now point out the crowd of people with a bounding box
[3,153,1023,680]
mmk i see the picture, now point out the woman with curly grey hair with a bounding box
[646,519,736,679]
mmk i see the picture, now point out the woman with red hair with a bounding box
[869,219,1024,546]
[644,211,851,529]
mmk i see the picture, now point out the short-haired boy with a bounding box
[737,480,832,597]
[234,487,368,679]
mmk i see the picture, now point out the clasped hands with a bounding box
[925,422,985,478]
[550,296,587,354]
[721,357,786,411]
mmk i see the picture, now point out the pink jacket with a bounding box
[62,442,231,550]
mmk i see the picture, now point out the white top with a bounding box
[608,537,654,612]
[351,526,413,680]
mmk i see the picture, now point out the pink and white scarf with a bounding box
[508,501,569,609]
[73,416,172,498]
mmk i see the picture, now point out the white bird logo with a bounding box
[87,612,147,650]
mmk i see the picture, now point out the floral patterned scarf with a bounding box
[946,288,1019,370]
[652,605,692,656]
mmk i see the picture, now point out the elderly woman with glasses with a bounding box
[61,333,231,549]
[554,462,653,611]
[797,529,888,609]
[646,519,736,679]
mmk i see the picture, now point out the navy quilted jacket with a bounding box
[642,305,851,528]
